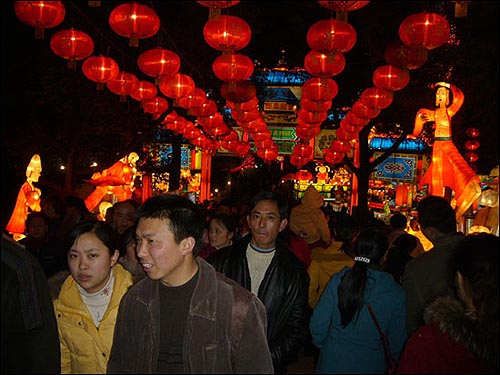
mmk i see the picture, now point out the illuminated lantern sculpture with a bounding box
[5,154,42,240]
[106,71,140,102]
[82,55,119,90]
[50,28,94,70]
[360,87,393,109]
[137,47,181,84]
[203,15,251,52]
[302,77,338,102]
[212,53,254,82]
[159,73,195,99]
[399,12,450,50]
[109,2,160,47]
[307,18,357,54]
[304,51,346,77]
[130,80,157,102]
[84,152,140,212]
[384,40,428,70]
[413,81,481,218]
[14,1,65,39]
[372,65,410,91]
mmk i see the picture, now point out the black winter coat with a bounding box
[207,236,311,373]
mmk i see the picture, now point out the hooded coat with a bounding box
[290,185,331,246]
[397,297,497,373]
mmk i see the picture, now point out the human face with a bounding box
[113,202,136,234]
[247,199,287,250]
[27,216,48,240]
[135,217,197,286]
[209,218,233,249]
[67,232,119,293]
[435,87,449,107]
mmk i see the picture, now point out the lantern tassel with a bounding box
[336,10,348,22]
[208,8,221,20]
[35,27,45,40]
[88,1,101,7]
[68,60,77,71]
[454,2,469,18]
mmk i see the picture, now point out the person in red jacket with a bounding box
[397,233,498,373]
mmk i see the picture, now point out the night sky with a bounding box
[1,1,499,223]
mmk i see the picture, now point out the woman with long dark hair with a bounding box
[310,228,407,373]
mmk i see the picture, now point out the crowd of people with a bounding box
[1,186,498,374]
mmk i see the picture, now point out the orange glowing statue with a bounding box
[84,152,140,212]
[6,154,42,240]
[414,82,481,218]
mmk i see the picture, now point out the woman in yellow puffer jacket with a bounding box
[53,221,133,374]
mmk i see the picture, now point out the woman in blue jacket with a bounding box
[310,228,407,374]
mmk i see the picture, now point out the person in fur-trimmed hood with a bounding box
[397,233,498,374]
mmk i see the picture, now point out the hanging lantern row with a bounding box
[319,9,451,166]
[464,127,480,169]
[50,28,94,70]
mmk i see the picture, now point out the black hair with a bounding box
[67,221,119,256]
[136,194,205,256]
[338,228,389,327]
[417,196,457,233]
[389,213,407,229]
[119,224,137,258]
[210,213,237,235]
[247,191,289,221]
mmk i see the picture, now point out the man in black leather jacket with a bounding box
[207,191,311,373]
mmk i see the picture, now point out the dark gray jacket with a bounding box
[107,257,273,374]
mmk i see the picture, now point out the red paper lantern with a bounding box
[289,154,309,168]
[298,109,328,124]
[330,140,351,153]
[302,77,338,102]
[296,126,321,140]
[109,2,160,47]
[203,15,251,52]
[257,147,279,162]
[15,1,65,39]
[465,127,480,138]
[399,12,450,50]
[323,148,344,164]
[304,51,346,77]
[231,109,261,123]
[464,152,479,163]
[50,29,94,70]
[191,100,218,117]
[212,53,254,82]
[106,71,140,101]
[138,48,181,83]
[82,56,119,90]
[307,18,357,54]
[197,1,240,8]
[360,87,393,109]
[351,100,380,119]
[177,88,207,109]
[344,112,369,126]
[142,96,169,119]
[465,140,480,151]
[295,170,313,181]
[292,144,314,159]
[159,73,195,99]
[227,97,259,113]
[372,65,410,91]
[317,1,370,11]
[301,98,332,112]
[220,81,256,103]
[384,40,428,70]
[130,80,158,102]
